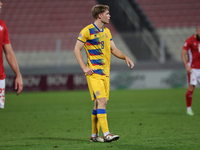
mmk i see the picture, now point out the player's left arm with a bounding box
[3,43,23,95]
[110,40,134,70]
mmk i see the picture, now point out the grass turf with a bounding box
[0,88,200,150]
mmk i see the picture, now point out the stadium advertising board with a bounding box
[110,69,187,90]
[5,69,188,92]
[5,74,88,92]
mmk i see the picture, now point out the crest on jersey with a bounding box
[95,91,100,96]
[105,33,108,38]
[78,33,83,39]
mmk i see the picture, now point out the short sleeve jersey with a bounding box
[78,23,112,76]
[0,20,10,79]
[183,35,200,69]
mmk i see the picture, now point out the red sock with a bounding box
[186,90,193,107]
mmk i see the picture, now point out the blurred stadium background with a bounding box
[1,0,200,91]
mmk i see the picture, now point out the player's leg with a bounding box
[96,97,118,142]
[96,97,108,135]
[96,76,119,142]
[0,79,5,109]
[186,84,195,115]
[86,75,104,142]
[91,100,98,137]
[186,70,196,115]
[90,100,103,142]
[92,75,109,137]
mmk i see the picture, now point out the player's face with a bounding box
[100,10,110,24]
[196,29,200,36]
[0,2,2,13]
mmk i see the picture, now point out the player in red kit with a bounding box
[181,26,200,116]
[0,1,23,109]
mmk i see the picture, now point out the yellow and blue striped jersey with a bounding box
[78,23,112,76]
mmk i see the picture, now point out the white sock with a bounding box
[104,131,110,137]
[91,134,99,138]
[0,100,4,109]
[187,107,192,111]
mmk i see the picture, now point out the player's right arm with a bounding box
[181,49,191,74]
[182,39,192,74]
[74,40,93,75]
[4,43,23,95]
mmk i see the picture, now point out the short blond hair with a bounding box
[91,4,109,19]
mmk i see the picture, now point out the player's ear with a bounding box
[98,13,102,19]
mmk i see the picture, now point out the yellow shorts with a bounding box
[86,74,110,101]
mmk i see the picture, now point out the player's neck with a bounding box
[94,20,104,31]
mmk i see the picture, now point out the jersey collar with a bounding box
[93,23,104,32]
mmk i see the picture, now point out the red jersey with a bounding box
[183,35,200,69]
[0,20,10,79]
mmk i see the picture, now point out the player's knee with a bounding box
[188,85,195,91]
[103,99,107,106]
[97,97,107,107]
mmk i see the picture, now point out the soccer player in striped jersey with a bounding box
[0,1,23,109]
[74,4,134,142]
[181,26,200,116]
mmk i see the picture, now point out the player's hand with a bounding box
[15,74,23,95]
[83,67,93,75]
[186,65,192,74]
[125,57,134,70]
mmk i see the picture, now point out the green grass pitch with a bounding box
[1,88,200,150]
